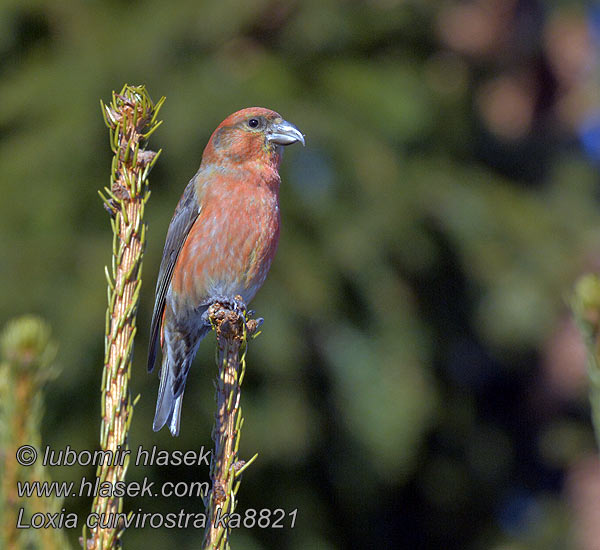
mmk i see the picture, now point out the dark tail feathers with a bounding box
[153,355,187,436]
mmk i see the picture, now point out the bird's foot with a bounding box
[227,295,247,318]
[246,316,263,337]
[205,296,262,337]
[206,295,246,325]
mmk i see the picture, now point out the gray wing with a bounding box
[148,176,201,372]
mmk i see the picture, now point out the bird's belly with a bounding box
[171,198,279,309]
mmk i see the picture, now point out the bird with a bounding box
[148,107,304,436]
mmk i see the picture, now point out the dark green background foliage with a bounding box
[2,1,600,548]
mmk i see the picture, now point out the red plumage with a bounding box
[148,108,304,436]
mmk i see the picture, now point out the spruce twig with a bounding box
[572,274,600,449]
[83,85,163,550]
[0,316,66,550]
[202,299,260,550]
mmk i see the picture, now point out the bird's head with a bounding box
[202,107,304,169]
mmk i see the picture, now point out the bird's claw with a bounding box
[212,295,246,318]
[206,295,247,324]
[244,317,263,337]
[230,295,247,318]
[206,296,262,337]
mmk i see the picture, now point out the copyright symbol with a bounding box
[16,445,38,466]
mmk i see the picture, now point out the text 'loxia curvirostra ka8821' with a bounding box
[148,107,304,436]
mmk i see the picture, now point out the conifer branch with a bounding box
[573,274,600,450]
[83,85,163,550]
[202,300,260,550]
[0,316,66,550]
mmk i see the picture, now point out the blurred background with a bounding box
[2,0,600,548]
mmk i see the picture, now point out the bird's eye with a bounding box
[248,118,260,129]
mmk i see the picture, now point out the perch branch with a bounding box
[202,299,260,550]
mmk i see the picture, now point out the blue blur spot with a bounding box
[579,111,600,163]
[496,489,542,537]
[589,5,600,45]
[289,148,335,205]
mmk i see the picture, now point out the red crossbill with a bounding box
[148,107,304,436]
